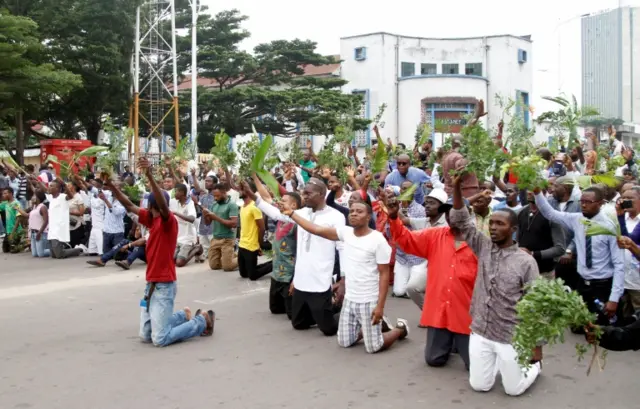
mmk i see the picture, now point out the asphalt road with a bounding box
[0,252,637,409]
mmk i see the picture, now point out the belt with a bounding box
[580,277,613,286]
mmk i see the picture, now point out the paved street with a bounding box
[0,252,637,409]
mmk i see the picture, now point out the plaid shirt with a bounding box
[390,201,426,266]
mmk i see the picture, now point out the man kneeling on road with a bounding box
[106,157,214,347]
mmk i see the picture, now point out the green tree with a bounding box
[34,0,142,143]
[537,94,600,149]
[175,9,368,152]
[0,9,81,164]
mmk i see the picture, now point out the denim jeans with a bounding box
[30,231,50,257]
[139,282,206,347]
[102,231,125,255]
[101,238,146,265]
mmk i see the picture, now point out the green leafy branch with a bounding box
[513,278,605,375]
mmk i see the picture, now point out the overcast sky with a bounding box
[201,0,637,110]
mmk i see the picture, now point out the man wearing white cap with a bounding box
[395,188,449,310]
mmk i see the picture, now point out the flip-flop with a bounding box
[201,310,215,336]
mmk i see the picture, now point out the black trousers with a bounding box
[238,248,272,280]
[269,278,292,319]
[291,287,339,336]
[576,277,616,326]
[556,261,581,290]
[425,327,470,370]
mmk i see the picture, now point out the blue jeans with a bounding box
[102,231,125,255]
[30,231,50,257]
[101,238,146,265]
[139,282,206,347]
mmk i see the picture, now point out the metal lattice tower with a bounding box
[133,0,179,161]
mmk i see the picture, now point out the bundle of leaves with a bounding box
[210,131,237,170]
[47,145,109,180]
[454,123,505,179]
[122,184,143,204]
[283,138,304,165]
[537,94,600,150]
[317,127,353,184]
[237,133,280,178]
[581,213,621,238]
[570,172,620,190]
[500,155,548,190]
[96,129,128,179]
[367,143,388,189]
[250,134,281,199]
[496,95,537,158]
[513,278,605,375]
[606,155,626,172]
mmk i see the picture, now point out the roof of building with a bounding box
[176,57,341,91]
[340,31,533,43]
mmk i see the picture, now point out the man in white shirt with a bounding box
[281,199,409,352]
[251,178,344,336]
[46,180,83,259]
[87,180,106,255]
[170,183,201,267]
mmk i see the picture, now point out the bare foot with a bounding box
[183,307,192,321]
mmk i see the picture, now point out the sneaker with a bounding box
[86,260,105,267]
[75,244,89,254]
[381,316,393,333]
[396,318,410,340]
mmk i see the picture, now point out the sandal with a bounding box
[201,310,215,336]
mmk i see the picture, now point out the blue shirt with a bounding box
[384,167,430,204]
[535,193,625,302]
[102,193,126,234]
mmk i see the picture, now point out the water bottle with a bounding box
[594,298,617,325]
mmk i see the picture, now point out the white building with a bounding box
[339,32,533,148]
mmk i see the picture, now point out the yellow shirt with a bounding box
[239,201,263,251]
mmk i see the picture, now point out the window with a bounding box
[518,49,528,63]
[401,62,415,77]
[516,91,530,128]
[465,63,482,76]
[442,63,459,74]
[354,47,366,61]
[420,63,437,75]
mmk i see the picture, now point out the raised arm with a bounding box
[450,171,492,254]
[285,209,339,241]
[241,181,291,223]
[104,179,139,216]
[533,189,580,231]
[252,173,273,204]
[387,207,435,259]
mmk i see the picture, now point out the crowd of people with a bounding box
[2,117,640,396]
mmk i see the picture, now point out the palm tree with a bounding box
[537,94,600,148]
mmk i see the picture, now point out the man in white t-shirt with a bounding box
[46,180,83,259]
[282,200,409,353]
[170,183,202,267]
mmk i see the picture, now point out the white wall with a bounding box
[340,33,534,147]
[397,76,488,146]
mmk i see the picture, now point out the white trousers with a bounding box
[88,226,103,255]
[469,333,540,396]
[393,261,427,297]
[406,265,427,310]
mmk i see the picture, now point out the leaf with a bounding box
[77,146,109,157]
[542,96,570,107]
[45,154,61,164]
[250,134,274,172]
[397,184,418,202]
[572,173,620,190]
[370,142,387,175]
[581,219,618,237]
[256,169,281,199]
[417,123,432,147]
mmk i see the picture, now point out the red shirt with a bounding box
[389,218,478,334]
[138,208,178,283]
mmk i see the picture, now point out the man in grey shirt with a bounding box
[451,172,541,396]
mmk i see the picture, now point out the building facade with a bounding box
[582,6,640,123]
[340,32,533,148]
